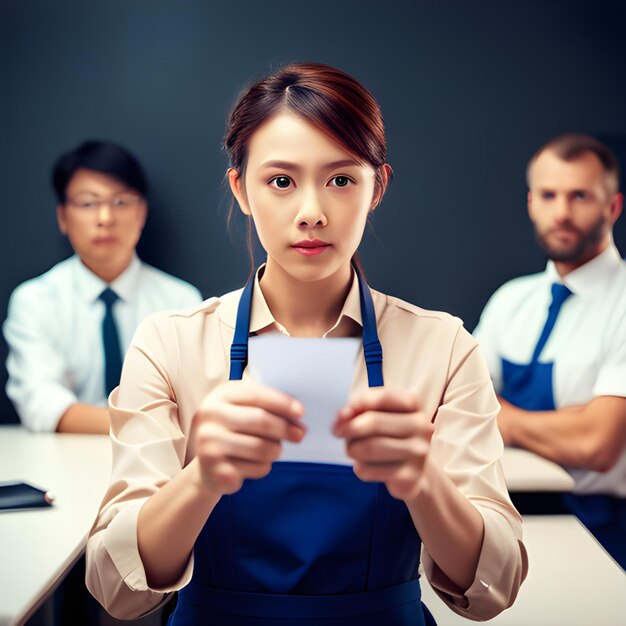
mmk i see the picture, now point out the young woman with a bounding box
[86,62,527,625]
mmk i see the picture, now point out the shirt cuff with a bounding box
[20,386,78,432]
[103,498,195,593]
[592,369,626,399]
[422,504,528,620]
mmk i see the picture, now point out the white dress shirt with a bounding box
[474,243,626,496]
[3,254,203,432]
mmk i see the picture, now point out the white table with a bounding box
[0,427,595,626]
[422,515,626,625]
[0,426,111,626]
[501,447,575,492]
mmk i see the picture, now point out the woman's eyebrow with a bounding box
[259,159,361,170]
[323,159,361,169]
[260,160,301,171]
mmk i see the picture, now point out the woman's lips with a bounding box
[291,240,331,256]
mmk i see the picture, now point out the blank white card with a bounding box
[248,335,360,464]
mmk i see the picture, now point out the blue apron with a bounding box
[169,269,436,624]
[501,285,626,570]
[501,358,556,411]
[500,283,573,412]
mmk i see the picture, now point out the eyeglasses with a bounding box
[65,194,143,211]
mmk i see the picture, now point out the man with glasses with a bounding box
[3,140,202,433]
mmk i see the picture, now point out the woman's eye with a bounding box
[271,176,292,189]
[330,176,351,188]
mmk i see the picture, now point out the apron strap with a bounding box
[229,277,254,381]
[356,267,384,387]
[229,267,384,387]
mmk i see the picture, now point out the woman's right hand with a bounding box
[191,380,305,496]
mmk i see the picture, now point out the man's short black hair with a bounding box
[52,140,148,203]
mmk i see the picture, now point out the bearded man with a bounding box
[474,133,626,569]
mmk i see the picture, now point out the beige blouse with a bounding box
[86,270,528,620]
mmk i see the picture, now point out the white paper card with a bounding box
[248,335,360,465]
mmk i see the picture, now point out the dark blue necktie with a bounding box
[530,282,573,363]
[99,288,123,395]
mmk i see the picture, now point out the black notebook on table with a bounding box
[0,481,53,510]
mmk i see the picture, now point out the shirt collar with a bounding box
[545,243,623,295]
[219,265,363,337]
[72,253,142,303]
[324,268,362,336]
[110,254,142,301]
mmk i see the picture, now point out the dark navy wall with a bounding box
[2,0,626,423]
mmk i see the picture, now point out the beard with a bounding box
[534,215,607,263]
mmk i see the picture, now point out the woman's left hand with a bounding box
[333,388,434,501]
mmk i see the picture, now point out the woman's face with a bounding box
[229,112,383,284]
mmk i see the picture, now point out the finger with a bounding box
[198,457,274,495]
[197,428,282,464]
[216,403,306,443]
[198,459,244,495]
[335,410,431,440]
[352,460,401,483]
[228,457,274,480]
[336,388,418,425]
[353,462,423,500]
[219,380,304,421]
[347,435,429,464]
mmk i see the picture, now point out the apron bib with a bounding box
[170,268,436,624]
[501,358,556,411]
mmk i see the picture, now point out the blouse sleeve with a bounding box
[422,324,528,620]
[85,314,194,619]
